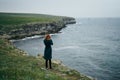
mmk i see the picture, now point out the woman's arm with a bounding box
[51,40,53,45]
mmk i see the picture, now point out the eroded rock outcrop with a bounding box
[0,17,76,39]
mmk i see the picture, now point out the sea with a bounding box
[12,18,120,80]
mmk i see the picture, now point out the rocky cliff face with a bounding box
[0,18,76,39]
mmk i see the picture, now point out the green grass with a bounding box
[0,38,93,80]
[0,12,69,33]
[0,38,65,80]
[0,12,64,25]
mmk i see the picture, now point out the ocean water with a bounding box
[13,18,120,80]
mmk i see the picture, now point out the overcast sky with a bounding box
[0,0,120,17]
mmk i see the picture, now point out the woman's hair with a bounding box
[45,34,51,40]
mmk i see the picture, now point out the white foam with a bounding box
[22,35,43,40]
[54,46,79,51]
[10,35,43,42]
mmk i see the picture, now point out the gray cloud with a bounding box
[0,0,120,17]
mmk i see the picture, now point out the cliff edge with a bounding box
[0,38,94,80]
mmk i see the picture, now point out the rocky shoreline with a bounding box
[0,17,76,39]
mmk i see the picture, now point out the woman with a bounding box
[43,34,53,69]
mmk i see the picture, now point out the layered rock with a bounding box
[0,18,76,39]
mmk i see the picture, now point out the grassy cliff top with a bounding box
[0,12,73,25]
[0,12,75,33]
[0,38,92,80]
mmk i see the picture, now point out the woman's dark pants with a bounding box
[45,59,52,69]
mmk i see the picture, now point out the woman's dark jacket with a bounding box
[44,39,53,60]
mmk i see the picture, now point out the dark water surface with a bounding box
[13,18,120,80]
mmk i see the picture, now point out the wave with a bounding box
[54,46,79,51]
[10,33,60,43]
[10,35,43,42]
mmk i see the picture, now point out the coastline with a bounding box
[0,13,94,80]
[0,13,76,40]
